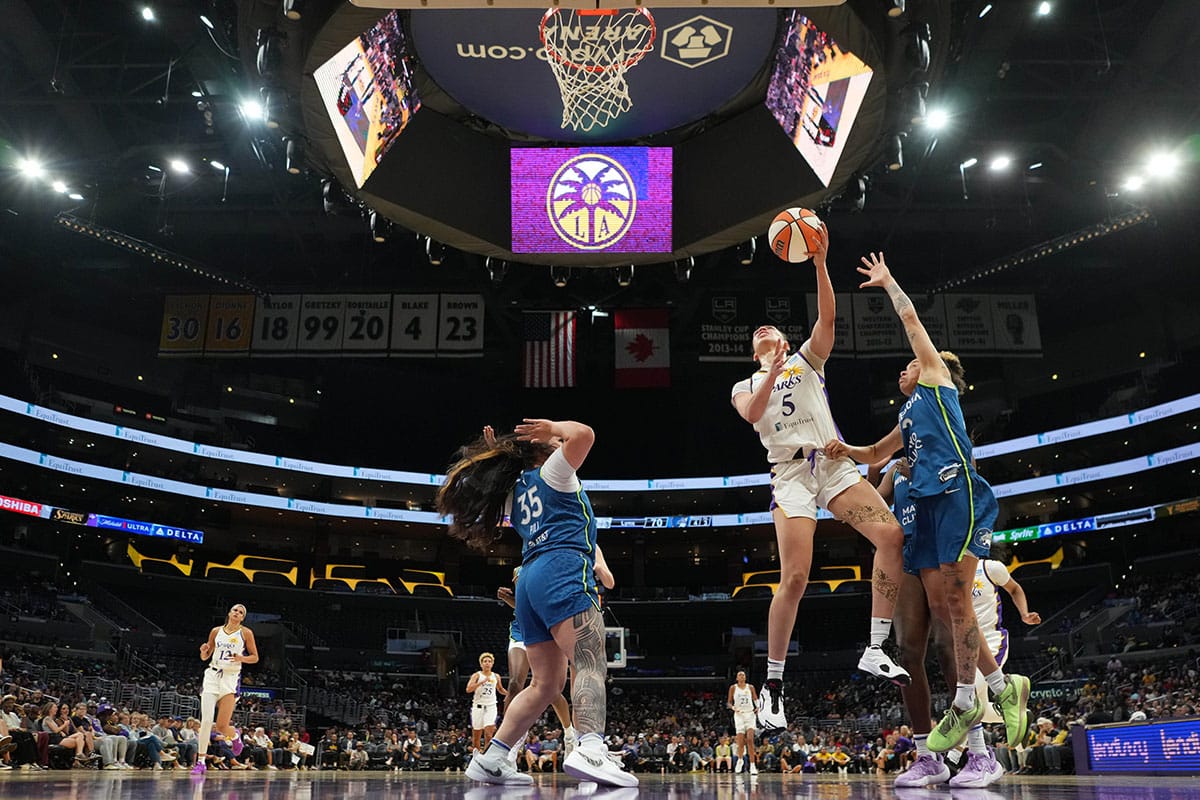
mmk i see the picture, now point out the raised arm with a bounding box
[515,419,594,470]
[808,223,836,360]
[857,252,949,385]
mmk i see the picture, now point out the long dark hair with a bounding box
[436,432,555,552]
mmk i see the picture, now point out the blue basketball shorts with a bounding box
[515,549,601,647]
[907,472,999,572]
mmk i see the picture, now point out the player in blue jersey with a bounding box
[826,252,1029,765]
[437,419,635,788]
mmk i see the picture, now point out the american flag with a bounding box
[523,311,576,388]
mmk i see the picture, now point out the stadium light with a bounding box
[736,238,757,265]
[1122,175,1145,192]
[1146,151,1180,179]
[283,0,305,20]
[169,158,190,174]
[887,0,905,18]
[989,155,1012,171]
[141,6,156,22]
[485,257,508,285]
[615,265,635,287]
[1028,162,1044,170]
[17,157,45,179]
[979,4,993,18]
[551,266,570,288]
[886,134,905,171]
[209,160,226,171]
[199,14,214,29]
[51,180,68,193]
[960,157,978,169]
[285,138,304,174]
[239,99,264,121]
[925,107,950,131]
[1037,1,1051,16]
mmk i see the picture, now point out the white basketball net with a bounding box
[540,8,656,133]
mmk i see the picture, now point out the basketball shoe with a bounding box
[949,751,1004,788]
[894,754,950,787]
[858,646,911,686]
[564,740,638,787]
[929,696,985,752]
[993,674,1031,747]
[756,679,788,733]
[466,747,533,786]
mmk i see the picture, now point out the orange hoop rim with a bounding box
[540,7,657,74]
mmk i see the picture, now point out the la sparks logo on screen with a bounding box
[547,154,636,250]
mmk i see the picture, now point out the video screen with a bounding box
[511,147,672,254]
[764,13,873,187]
[313,12,420,187]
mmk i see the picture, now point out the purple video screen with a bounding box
[511,147,672,254]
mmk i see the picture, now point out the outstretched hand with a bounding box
[514,418,556,444]
[766,343,787,377]
[482,425,497,448]
[812,222,830,266]
[857,251,893,289]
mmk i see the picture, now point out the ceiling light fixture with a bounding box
[989,155,1012,171]
[925,107,949,131]
[1037,1,1051,16]
[199,14,214,29]
[978,3,993,18]
[141,6,156,22]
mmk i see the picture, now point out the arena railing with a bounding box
[2,390,1197,492]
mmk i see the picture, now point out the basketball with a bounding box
[768,207,824,263]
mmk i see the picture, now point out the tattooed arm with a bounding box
[856,252,951,386]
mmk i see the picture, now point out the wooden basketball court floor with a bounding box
[0,771,1195,800]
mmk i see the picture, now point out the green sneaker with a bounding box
[928,695,984,752]
[994,673,1031,747]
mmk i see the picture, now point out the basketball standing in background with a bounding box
[732,221,908,733]
[727,670,759,775]
[466,653,506,755]
[825,252,1030,772]
[192,603,257,775]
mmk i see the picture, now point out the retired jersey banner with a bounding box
[615,309,670,388]
[990,295,1041,352]
[158,295,209,356]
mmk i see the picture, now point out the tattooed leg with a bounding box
[827,482,904,618]
[941,558,983,685]
[561,608,607,736]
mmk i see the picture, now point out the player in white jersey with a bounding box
[972,559,1040,724]
[731,224,907,733]
[192,603,258,775]
[467,652,507,754]
[727,670,760,774]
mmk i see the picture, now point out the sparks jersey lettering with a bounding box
[898,383,984,498]
[731,340,842,463]
[973,559,1010,653]
[472,672,500,706]
[514,449,597,564]
[210,627,246,672]
[732,684,755,713]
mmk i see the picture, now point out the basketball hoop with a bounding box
[540,7,656,133]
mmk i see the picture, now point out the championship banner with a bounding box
[158,295,209,356]
[990,295,1042,352]
[805,293,854,354]
[390,293,439,357]
[252,294,302,355]
[436,294,484,356]
[203,295,255,355]
[699,293,808,363]
[341,294,392,354]
[945,294,996,351]
[851,293,905,353]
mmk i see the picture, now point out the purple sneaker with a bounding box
[949,752,993,788]
[230,730,244,758]
[983,751,1005,785]
[895,754,950,787]
[190,761,207,776]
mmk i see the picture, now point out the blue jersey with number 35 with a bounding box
[513,465,596,565]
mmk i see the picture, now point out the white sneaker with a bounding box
[894,754,950,787]
[749,762,758,775]
[153,764,163,771]
[465,749,533,785]
[734,757,743,774]
[983,751,1006,785]
[563,742,638,787]
[858,645,911,686]
[757,679,788,733]
[104,763,120,770]
[506,745,521,765]
[267,764,279,770]
[565,726,578,756]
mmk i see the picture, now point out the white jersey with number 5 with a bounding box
[210,627,246,673]
[473,672,499,706]
[973,559,1011,658]
[731,340,841,464]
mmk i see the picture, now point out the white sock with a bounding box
[767,659,785,681]
[914,734,929,758]
[967,725,987,755]
[870,617,892,648]
[580,732,604,748]
[945,747,963,765]
[984,669,1007,696]
[954,683,976,710]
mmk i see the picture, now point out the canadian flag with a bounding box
[614,309,670,388]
